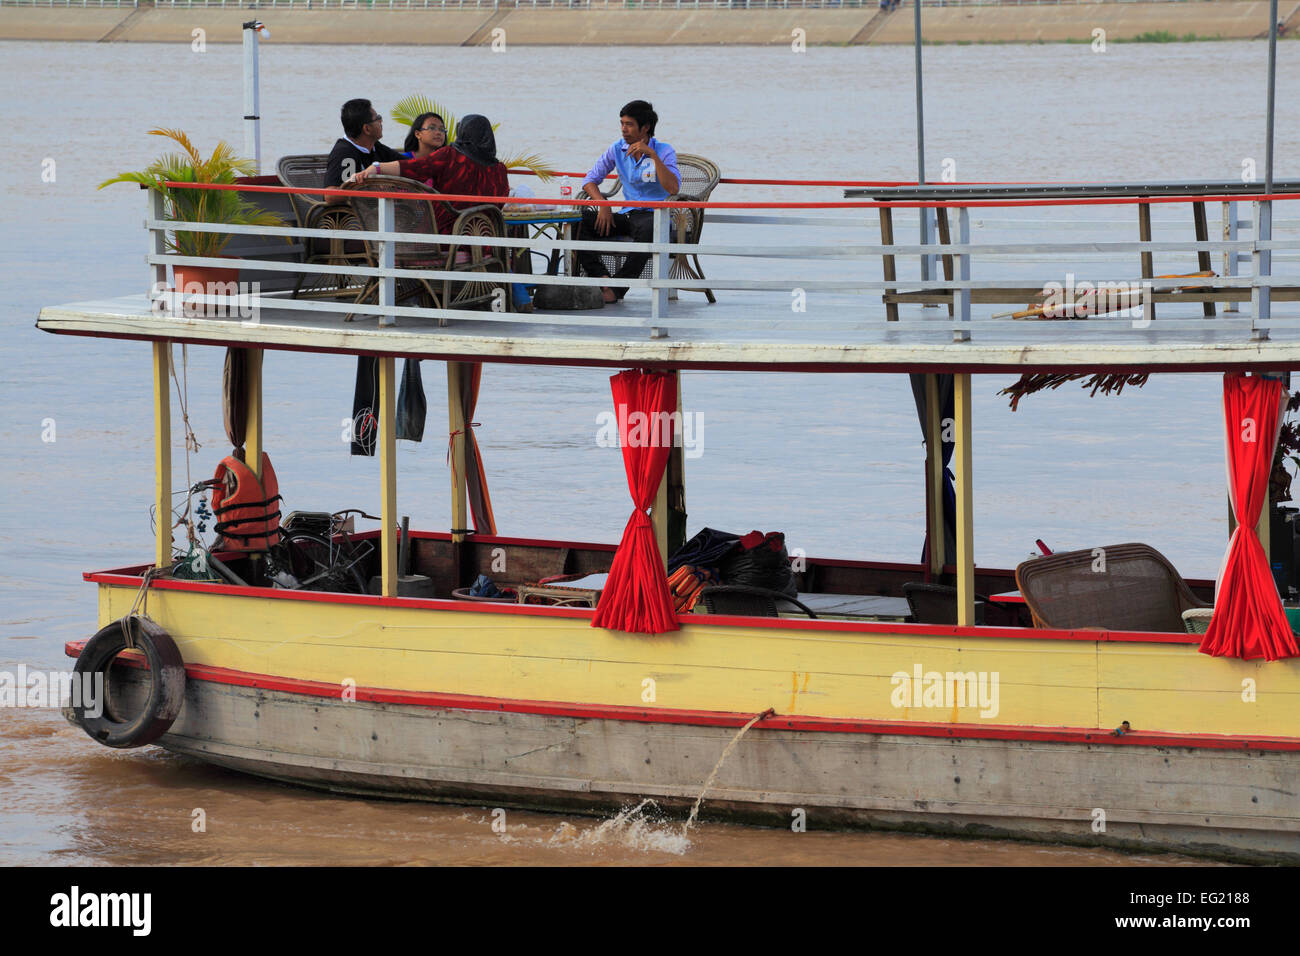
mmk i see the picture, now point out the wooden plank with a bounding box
[1138,201,1156,322]
[244,348,263,479]
[935,207,955,318]
[954,374,975,626]
[136,675,1300,862]
[1192,201,1216,317]
[378,356,397,597]
[152,340,172,571]
[879,207,899,322]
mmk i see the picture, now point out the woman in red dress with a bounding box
[350,114,509,235]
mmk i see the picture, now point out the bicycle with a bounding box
[267,509,380,595]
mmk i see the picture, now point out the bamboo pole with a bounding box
[152,340,172,572]
[446,362,468,545]
[244,348,263,476]
[954,373,976,626]
[379,356,397,597]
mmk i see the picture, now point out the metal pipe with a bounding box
[1266,0,1278,196]
[399,515,411,577]
[913,0,932,286]
[1257,0,1278,331]
[242,20,264,172]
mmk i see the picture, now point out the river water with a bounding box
[2,37,1292,865]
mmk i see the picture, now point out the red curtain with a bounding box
[591,370,680,634]
[458,362,497,535]
[1201,373,1299,660]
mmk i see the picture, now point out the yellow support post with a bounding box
[378,356,397,597]
[925,374,945,578]
[446,362,468,545]
[954,373,976,626]
[244,348,263,476]
[652,465,669,570]
[152,341,172,571]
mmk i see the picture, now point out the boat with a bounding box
[35,152,1300,865]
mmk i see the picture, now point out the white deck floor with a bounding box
[35,292,1300,370]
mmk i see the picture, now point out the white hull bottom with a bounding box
[123,675,1300,864]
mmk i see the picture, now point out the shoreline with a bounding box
[0,1,1293,46]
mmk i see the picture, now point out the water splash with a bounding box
[682,708,773,836]
[549,799,690,855]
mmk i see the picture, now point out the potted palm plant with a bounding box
[99,128,284,300]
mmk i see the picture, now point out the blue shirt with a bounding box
[583,137,680,213]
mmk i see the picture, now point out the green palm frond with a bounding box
[392,94,460,141]
[498,151,558,183]
[99,129,283,259]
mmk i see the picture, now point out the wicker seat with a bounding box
[1015,542,1210,633]
[276,154,365,299]
[903,582,986,625]
[581,153,721,303]
[1182,607,1214,634]
[343,176,510,325]
[696,585,818,618]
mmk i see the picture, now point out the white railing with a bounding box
[143,182,1300,343]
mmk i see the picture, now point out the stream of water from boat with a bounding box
[4,37,1289,865]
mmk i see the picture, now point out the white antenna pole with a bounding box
[242,21,265,173]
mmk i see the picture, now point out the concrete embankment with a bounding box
[0,0,1293,45]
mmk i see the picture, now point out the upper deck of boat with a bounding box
[35,175,1300,371]
[34,291,1300,372]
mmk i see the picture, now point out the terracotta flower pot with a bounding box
[172,264,241,318]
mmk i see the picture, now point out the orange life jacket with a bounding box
[211,452,282,552]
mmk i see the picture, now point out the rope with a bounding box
[168,343,203,548]
[445,422,480,489]
[122,566,163,650]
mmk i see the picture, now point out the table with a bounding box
[989,590,1026,605]
[504,210,584,277]
[517,572,606,608]
[779,593,913,622]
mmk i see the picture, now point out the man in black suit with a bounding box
[325,99,401,188]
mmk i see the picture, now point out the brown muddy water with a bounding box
[3,38,1293,865]
[3,706,1220,866]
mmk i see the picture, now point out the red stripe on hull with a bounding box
[66,641,1300,752]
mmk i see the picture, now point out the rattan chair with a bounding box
[1015,542,1210,633]
[344,176,448,321]
[276,154,365,299]
[441,203,511,314]
[578,153,721,303]
[903,582,986,626]
[343,177,510,325]
[1181,607,1214,634]
[696,585,818,618]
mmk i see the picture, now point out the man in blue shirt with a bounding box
[576,100,681,303]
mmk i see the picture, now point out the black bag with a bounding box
[533,283,605,311]
[396,358,427,442]
[350,356,378,456]
[669,527,741,575]
[718,531,797,597]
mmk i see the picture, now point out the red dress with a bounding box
[398,146,509,235]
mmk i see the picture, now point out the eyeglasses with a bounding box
[367,115,383,125]
[421,126,445,134]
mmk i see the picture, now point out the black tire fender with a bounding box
[72,617,186,749]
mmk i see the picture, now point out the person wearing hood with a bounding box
[350,114,509,235]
